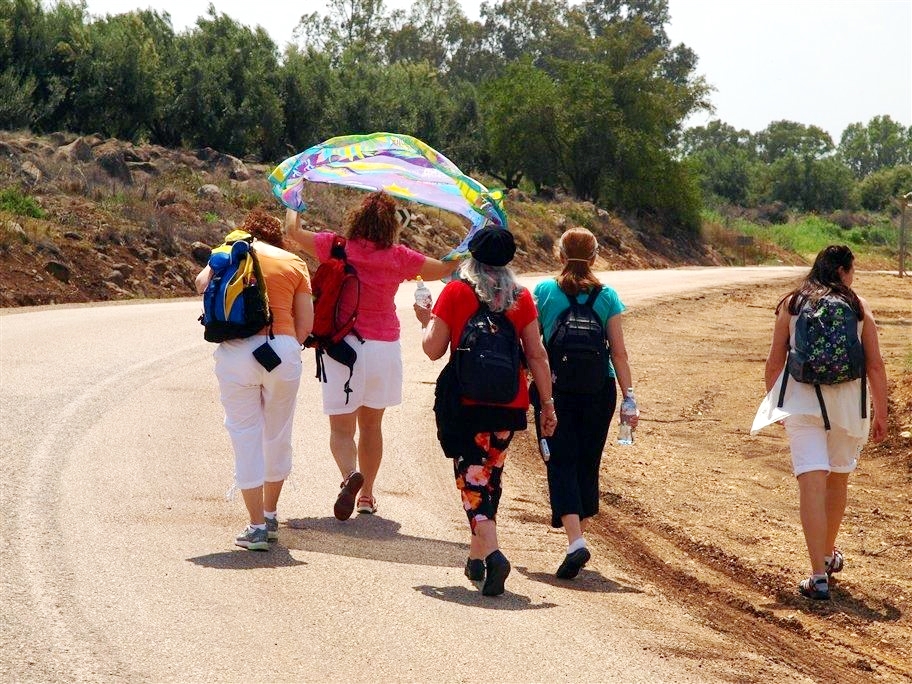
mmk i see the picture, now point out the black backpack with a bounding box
[455,291,521,404]
[547,285,608,394]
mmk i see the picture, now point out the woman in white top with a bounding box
[753,245,887,600]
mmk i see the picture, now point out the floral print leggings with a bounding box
[453,431,515,533]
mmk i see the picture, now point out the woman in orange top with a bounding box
[195,210,313,551]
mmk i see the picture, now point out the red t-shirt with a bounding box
[432,280,537,409]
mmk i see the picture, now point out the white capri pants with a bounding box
[214,335,302,489]
[784,414,863,477]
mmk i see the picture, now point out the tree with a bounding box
[0,0,88,131]
[480,0,567,64]
[839,115,912,178]
[480,61,559,189]
[762,154,853,211]
[755,120,834,163]
[680,120,757,205]
[68,11,174,141]
[280,46,337,153]
[385,0,468,70]
[855,165,912,211]
[168,8,284,159]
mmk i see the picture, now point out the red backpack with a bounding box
[306,235,362,404]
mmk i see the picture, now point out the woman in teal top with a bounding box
[532,227,637,580]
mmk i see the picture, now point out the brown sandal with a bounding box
[333,471,364,520]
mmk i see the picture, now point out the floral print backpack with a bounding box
[778,294,866,429]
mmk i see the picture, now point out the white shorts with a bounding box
[320,336,403,415]
[784,414,863,477]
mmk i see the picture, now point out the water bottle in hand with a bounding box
[617,387,637,445]
[414,276,432,309]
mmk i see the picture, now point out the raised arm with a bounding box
[284,209,317,257]
[859,295,888,442]
[417,256,460,282]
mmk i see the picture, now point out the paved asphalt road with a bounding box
[1,267,805,683]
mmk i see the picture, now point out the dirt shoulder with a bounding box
[513,271,912,682]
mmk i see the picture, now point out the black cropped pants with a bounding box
[532,381,617,528]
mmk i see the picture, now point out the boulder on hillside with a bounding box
[127,161,158,175]
[94,141,133,184]
[48,132,77,146]
[122,146,144,163]
[223,154,250,181]
[20,161,41,184]
[106,269,127,285]
[56,137,93,163]
[195,147,220,163]
[191,242,212,265]
[21,139,55,157]
[44,261,71,283]
[155,188,181,206]
[197,184,223,200]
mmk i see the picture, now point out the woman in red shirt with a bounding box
[415,228,556,596]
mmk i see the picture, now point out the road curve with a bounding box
[1,267,806,682]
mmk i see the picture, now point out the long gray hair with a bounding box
[458,257,518,312]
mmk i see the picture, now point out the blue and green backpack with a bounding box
[199,230,272,343]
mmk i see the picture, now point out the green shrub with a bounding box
[0,187,45,218]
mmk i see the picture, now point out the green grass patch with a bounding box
[0,187,45,218]
[703,210,898,261]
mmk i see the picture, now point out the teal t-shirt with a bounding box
[533,278,626,378]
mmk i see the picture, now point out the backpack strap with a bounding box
[248,241,274,339]
[330,234,347,259]
[314,349,354,404]
[777,357,790,409]
[328,234,363,346]
[814,384,831,431]
[583,285,602,308]
[462,281,526,366]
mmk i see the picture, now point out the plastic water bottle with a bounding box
[414,276,432,309]
[617,388,636,445]
[539,438,551,463]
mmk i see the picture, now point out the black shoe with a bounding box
[482,550,511,596]
[464,557,485,582]
[555,547,591,580]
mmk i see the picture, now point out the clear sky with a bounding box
[82,0,912,143]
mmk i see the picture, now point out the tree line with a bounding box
[2,0,910,233]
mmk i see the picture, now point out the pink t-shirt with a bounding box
[314,232,426,341]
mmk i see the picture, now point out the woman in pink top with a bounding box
[286,192,457,520]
